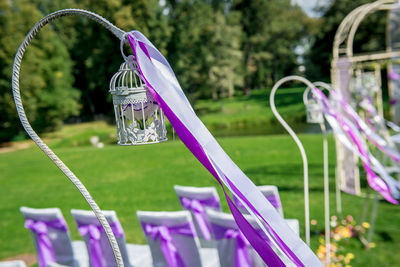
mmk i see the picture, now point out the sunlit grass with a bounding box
[1,133,399,266]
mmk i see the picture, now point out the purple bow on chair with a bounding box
[213,225,251,267]
[143,222,195,267]
[179,197,219,240]
[25,218,68,267]
[265,195,281,209]
[77,221,124,267]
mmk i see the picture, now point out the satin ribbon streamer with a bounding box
[179,197,219,240]
[331,90,400,163]
[77,221,124,267]
[127,30,322,267]
[143,222,194,267]
[25,218,68,267]
[312,88,400,204]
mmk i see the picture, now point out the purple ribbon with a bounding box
[142,222,195,267]
[389,98,398,106]
[313,88,399,204]
[179,197,220,240]
[388,70,400,81]
[212,224,251,267]
[332,90,400,163]
[128,31,308,267]
[77,221,124,267]
[24,218,68,267]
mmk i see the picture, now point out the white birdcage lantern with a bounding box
[109,56,167,145]
[303,88,324,124]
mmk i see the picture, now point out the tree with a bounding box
[208,11,243,100]
[165,0,243,101]
[0,0,79,142]
[70,0,171,117]
[305,0,387,81]
[232,0,310,93]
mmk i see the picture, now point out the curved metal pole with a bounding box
[305,81,333,266]
[270,75,316,246]
[12,9,126,267]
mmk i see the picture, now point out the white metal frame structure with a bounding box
[303,81,332,266]
[269,75,316,246]
[331,1,400,248]
[11,9,129,267]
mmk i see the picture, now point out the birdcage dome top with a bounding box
[109,58,154,105]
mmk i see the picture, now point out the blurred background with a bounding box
[0,0,388,143]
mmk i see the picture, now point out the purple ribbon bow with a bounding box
[266,195,281,209]
[179,197,219,240]
[25,218,68,267]
[77,221,124,267]
[213,225,251,267]
[143,222,195,267]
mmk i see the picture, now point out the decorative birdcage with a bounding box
[306,99,324,123]
[304,89,324,124]
[109,56,167,145]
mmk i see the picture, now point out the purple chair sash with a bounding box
[179,196,220,240]
[77,221,124,267]
[24,218,68,267]
[212,224,252,267]
[142,222,196,267]
[266,195,281,209]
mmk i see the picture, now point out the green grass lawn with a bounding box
[1,133,399,266]
[195,87,313,136]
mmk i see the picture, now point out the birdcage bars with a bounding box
[110,56,167,145]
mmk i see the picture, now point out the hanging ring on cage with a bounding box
[120,32,130,61]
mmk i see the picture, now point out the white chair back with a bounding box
[174,185,221,242]
[20,207,77,267]
[137,210,202,267]
[284,219,300,236]
[205,209,266,267]
[0,261,27,267]
[70,209,131,267]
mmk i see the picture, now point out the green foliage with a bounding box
[0,0,312,142]
[232,0,311,92]
[305,0,387,81]
[0,0,80,142]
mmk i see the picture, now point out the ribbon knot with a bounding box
[145,224,172,242]
[24,218,68,267]
[143,222,195,267]
[179,197,219,240]
[181,198,204,213]
[224,229,251,267]
[77,221,124,267]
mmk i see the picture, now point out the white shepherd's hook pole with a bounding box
[304,81,333,266]
[11,9,126,267]
[269,75,316,246]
